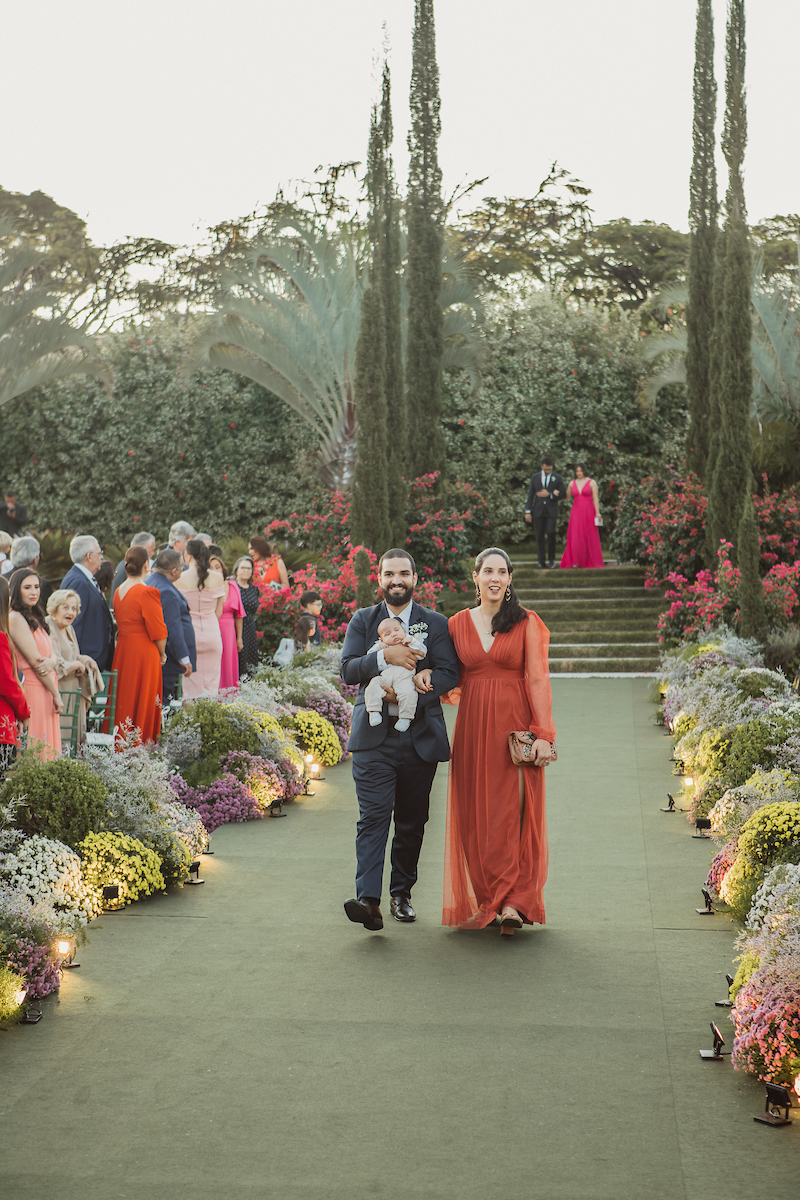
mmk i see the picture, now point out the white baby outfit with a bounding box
[364,634,426,730]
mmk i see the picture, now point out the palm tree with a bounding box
[191,215,484,488]
[0,221,108,409]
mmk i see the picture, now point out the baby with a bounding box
[365,617,427,732]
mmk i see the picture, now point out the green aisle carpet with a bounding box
[1,679,797,1199]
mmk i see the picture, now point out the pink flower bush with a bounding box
[169,773,263,833]
[731,957,800,1083]
[706,839,739,898]
[5,936,62,1001]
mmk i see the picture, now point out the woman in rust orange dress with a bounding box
[443,547,556,936]
[111,545,167,747]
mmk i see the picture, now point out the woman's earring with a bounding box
[505,585,512,602]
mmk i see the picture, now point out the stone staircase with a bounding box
[511,557,663,675]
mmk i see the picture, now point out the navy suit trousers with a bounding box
[350,727,439,902]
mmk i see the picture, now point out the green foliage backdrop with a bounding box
[2,321,318,544]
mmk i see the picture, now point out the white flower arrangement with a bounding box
[1,835,101,927]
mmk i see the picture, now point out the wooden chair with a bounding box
[85,670,118,751]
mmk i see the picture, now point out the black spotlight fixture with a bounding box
[186,861,205,886]
[716,974,735,1008]
[101,884,122,911]
[692,817,712,839]
[699,1022,730,1060]
[20,1008,43,1024]
[661,793,676,812]
[696,888,716,915]
[754,1082,795,1126]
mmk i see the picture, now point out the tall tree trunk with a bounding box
[686,0,717,479]
[737,489,767,640]
[379,62,408,542]
[406,0,445,480]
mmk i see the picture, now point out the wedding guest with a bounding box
[46,589,102,745]
[219,567,245,691]
[196,533,213,547]
[525,456,566,570]
[248,536,289,588]
[111,532,156,602]
[94,560,115,596]
[293,614,316,653]
[61,535,115,670]
[299,590,323,645]
[233,557,260,676]
[168,521,196,557]
[207,545,227,577]
[10,536,53,609]
[111,546,168,747]
[443,548,556,936]
[146,548,197,703]
[8,568,63,757]
[559,463,604,569]
[175,539,225,698]
[0,488,28,537]
[0,576,30,780]
[0,532,12,576]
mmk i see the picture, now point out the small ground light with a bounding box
[754,1082,794,1126]
[696,888,716,915]
[716,974,735,1008]
[661,793,676,812]
[683,775,694,787]
[692,817,712,839]
[57,938,80,969]
[699,1022,730,1060]
[186,861,204,885]
[102,884,122,911]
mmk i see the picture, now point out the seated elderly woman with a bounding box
[45,589,103,746]
[0,531,12,576]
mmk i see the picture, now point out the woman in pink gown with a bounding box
[176,540,225,699]
[218,576,245,691]
[8,570,63,758]
[559,462,604,569]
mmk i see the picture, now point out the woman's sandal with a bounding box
[500,905,523,934]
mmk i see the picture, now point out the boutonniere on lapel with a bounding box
[408,622,428,641]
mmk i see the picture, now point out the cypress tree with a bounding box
[405,0,445,480]
[737,491,767,640]
[378,61,408,542]
[706,0,754,568]
[350,104,392,553]
[704,223,727,492]
[686,0,717,479]
[354,548,375,610]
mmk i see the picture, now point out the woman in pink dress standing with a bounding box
[8,569,63,757]
[559,463,604,569]
[214,556,245,692]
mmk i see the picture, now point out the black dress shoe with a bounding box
[390,895,416,922]
[548,561,556,569]
[344,898,383,931]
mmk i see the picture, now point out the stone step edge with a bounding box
[550,671,655,678]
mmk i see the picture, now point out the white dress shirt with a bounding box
[75,561,100,589]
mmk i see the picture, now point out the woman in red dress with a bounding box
[559,462,604,569]
[111,546,168,747]
[444,548,556,936]
[0,576,30,780]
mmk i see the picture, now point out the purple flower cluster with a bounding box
[305,689,352,755]
[222,751,286,812]
[6,936,62,1001]
[731,959,800,1082]
[170,772,263,832]
[706,839,738,897]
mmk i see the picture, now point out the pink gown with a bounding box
[181,585,225,699]
[559,479,604,568]
[15,626,62,758]
[219,580,245,691]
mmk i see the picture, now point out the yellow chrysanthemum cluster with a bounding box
[291,710,343,767]
[78,831,166,907]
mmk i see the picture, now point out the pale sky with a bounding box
[4,1,798,249]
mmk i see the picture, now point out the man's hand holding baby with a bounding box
[383,642,424,672]
[413,668,433,694]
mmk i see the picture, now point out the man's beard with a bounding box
[380,583,414,609]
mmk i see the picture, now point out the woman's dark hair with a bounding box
[249,535,272,559]
[95,560,115,592]
[474,547,526,636]
[186,538,210,589]
[208,544,228,579]
[124,545,150,577]
[9,568,45,629]
[293,614,317,649]
[575,462,587,476]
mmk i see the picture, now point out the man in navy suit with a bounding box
[340,549,460,930]
[146,547,197,702]
[61,535,114,671]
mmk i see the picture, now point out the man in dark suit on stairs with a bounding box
[525,456,565,569]
[340,549,460,930]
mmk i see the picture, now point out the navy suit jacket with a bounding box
[341,600,459,763]
[146,571,197,676]
[61,565,114,669]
